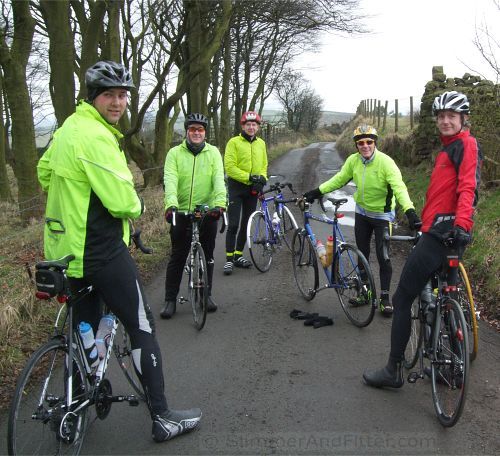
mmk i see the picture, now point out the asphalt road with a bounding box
[1,143,499,455]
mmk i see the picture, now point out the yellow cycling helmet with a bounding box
[353,124,378,142]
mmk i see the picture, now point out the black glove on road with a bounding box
[405,208,422,230]
[303,187,322,203]
[451,225,471,247]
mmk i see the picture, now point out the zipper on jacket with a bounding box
[188,155,197,210]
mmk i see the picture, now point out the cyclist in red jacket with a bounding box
[363,91,482,388]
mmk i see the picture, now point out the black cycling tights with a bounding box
[354,213,392,293]
[389,233,446,362]
[226,180,258,255]
[71,247,168,417]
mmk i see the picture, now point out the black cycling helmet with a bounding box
[85,60,135,101]
[432,91,470,115]
[184,113,208,130]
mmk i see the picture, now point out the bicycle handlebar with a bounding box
[170,206,228,233]
[381,226,420,262]
[129,223,153,254]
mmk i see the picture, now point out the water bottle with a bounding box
[420,281,436,326]
[95,314,115,360]
[78,322,99,368]
[271,212,280,229]
[326,236,334,267]
[315,239,328,267]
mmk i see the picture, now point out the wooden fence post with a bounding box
[410,96,414,130]
[395,99,399,133]
[383,100,388,130]
[377,100,381,128]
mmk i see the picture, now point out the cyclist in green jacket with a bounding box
[162,113,226,319]
[37,60,201,443]
[223,111,268,275]
[304,125,421,316]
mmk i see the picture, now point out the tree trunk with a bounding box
[219,29,232,152]
[40,0,75,126]
[0,1,40,222]
[0,73,12,202]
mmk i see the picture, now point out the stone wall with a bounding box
[415,66,499,182]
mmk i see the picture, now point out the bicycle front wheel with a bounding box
[247,211,273,272]
[291,228,318,301]
[114,323,145,401]
[431,297,470,427]
[278,205,298,251]
[189,243,208,330]
[8,338,89,455]
[334,244,376,327]
[403,297,423,369]
[457,263,478,361]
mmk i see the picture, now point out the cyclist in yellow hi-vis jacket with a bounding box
[162,113,227,318]
[224,111,268,276]
[303,125,421,317]
[37,60,201,443]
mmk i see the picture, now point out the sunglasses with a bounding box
[187,126,205,133]
[356,139,374,146]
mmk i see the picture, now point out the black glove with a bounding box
[250,174,267,186]
[303,187,322,203]
[405,208,422,230]
[165,206,176,223]
[450,225,471,247]
[209,206,224,220]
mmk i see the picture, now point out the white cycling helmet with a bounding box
[432,91,470,115]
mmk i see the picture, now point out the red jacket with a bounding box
[421,129,481,236]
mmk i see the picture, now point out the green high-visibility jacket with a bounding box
[164,140,226,211]
[224,134,268,184]
[37,101,142,278]
[319,149,414,214]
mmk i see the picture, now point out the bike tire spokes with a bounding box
[431,298,469,427]
[335,244,375,327]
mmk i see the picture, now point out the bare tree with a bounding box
[275,70,322,133]
[0,70,11,201]
[472,0,500,82]
[0,0,40,221]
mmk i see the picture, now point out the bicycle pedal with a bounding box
[178,296,188,304]
[407,372,422,383]
[127,396,139,406]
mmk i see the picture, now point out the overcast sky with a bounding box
[269,0,499,114]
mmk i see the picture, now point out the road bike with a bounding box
[7,229,151,455]
[173,205,227,330]
[382,229,470,427]
[292,197,376,327]
[246,179,299,272]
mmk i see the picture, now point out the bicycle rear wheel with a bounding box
[403,297,423,369]
[334,243,376,327]
[114,323,145,401]
[431,297,469,427]
[457,263,478,361]
[8,338,89,455]
[278,205,298,251]
[247,211,273,272]
[291,228,318,300]
[189,243,208,330]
